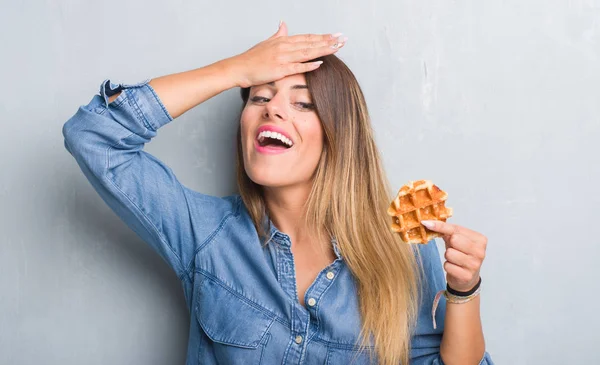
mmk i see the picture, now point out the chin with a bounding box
[245,165,307,189]
[245,166,285,187]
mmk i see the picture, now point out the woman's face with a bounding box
[240,73,324,189]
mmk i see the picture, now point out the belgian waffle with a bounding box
[387,180,453,244]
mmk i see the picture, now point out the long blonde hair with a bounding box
[236,55,422,365]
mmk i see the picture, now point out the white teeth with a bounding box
[257,130,294,147]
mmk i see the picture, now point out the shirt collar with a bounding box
[264,217,342,260]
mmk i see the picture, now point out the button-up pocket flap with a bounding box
[195,277,274,349]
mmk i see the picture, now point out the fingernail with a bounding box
[277,20,282,30]
[331,32,343,39]
[331,37,348,49]
[330,36,348,49]
[421,220,435,229]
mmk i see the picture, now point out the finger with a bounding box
[268,20,288,40]
[444,233,476,254]
[422,220,486,240]
[422,220,484,241]
[284,40,346,63]
[282,61,324,76]
[436,221,484,241]
[450,225,483,241]
[289,37,345,52]
[443,261,473,283]
[446,232,487,260]
[287,32,341,43]
[444,247,479,270]
[421,220,460,236]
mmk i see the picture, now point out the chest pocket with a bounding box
[195,276,275,364]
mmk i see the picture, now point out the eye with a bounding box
[250,96,315,110]
[250,96,269,103]
[296,102,315,110]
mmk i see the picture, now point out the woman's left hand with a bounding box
[420,220,487,292]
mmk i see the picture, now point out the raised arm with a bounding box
[61,67,239,282]
[62,22,346,285]
[107,22,345,119]
[105,59,238,119]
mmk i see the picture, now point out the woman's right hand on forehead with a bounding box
[227,21,347,88]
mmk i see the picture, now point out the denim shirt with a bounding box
[62,79,494,365]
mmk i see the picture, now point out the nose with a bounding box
[263,95,288,121]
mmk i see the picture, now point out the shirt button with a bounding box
[307,298,316,307]
[295,335,303,344]
[326,271,335,280]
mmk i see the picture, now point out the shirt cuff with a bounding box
[99,78,173,131]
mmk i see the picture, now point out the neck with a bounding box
[263,183,320,245]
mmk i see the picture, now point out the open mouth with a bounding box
[256,131,294,149]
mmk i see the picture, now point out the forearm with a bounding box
[108,57,242,119]
[439,295,486,365]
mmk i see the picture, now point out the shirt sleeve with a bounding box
[410,240,495,365]
[62,79,236,281]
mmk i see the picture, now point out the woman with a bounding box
[62,21,494,365]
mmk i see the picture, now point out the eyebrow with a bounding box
[266,82,308,90]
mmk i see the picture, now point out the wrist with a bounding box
[447,276,482,297]
[220,56,248,89]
